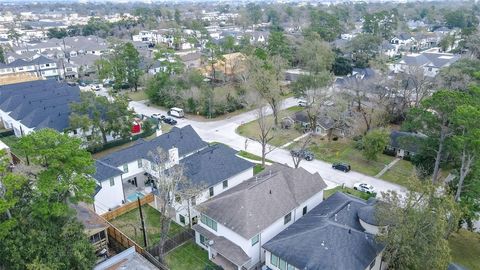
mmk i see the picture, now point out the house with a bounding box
[291,109,349,138]
[0,80,80,137]
[192,164,327,270]
[386,130,426,158]
[391,51,461,77]
[72,203,109,253]
[391,33,415,48]
[0,55,60,79]
[93,247,158,270]
[263,192,385,270]
[92,125,255,222]
[380,41,398,57]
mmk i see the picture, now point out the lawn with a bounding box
[236,107,304,147]
[380,159,416,187]
[126,90,148,101]
[165,240,218,270]
[237,150,274,164]
[1,135,25,159]
[448,229,480,270]
[110,204,184,247]
[254,164,265,174]
[301,137,395,177]
[323,186,376,201]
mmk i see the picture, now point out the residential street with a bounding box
[130,99,408,196]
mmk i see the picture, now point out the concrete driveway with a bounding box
[129,98,407,196]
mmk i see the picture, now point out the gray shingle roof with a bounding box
[0,80,80,131]
[197,164,327,239]
[93,160,123,181]
[389,130,426,153]
[97,125,208,169]
[181,143,254,188]
[263,192,384,270]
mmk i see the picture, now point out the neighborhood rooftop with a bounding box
[197,163,327,239]
[263,192,384,270]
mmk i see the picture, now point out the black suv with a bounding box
[332,163,351,172]
[163,117,177,125]
[290,150,315,161]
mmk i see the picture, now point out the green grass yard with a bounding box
[380,159,416,187]
[126,90,148,101]
[323,186,376,201]
[302,138,395,177]
[110,204,183,247]
[165,240,218,270]
[448,229,480,270]
[236,107,304,147]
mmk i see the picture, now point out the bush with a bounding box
[353,139,364,150]
[383,148,397,157]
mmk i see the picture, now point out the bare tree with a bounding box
[291,134,313,168]
[146,147,201,262]
[256,106,275,167]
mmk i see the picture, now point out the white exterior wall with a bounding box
[94,175,124,214]
[195,189,325,269]
[174,168,254,226]
[119,159,145,180]
[0,112,34,137]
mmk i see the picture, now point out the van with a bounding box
[168,107,185,118]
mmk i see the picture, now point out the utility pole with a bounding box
[137,197,148,247]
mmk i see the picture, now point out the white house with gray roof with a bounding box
[192,164,327,270]
[263,192,385,270]
[391,51,461,77]
[92,125,255,224]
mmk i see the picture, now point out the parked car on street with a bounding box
[332,163,351,172]
[151,114,166,120]
[353,183,375,194]
[91,84,101,91]
[163,117,177,125]
[290,149,315,161]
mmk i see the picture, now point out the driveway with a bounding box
[129,98,407,196]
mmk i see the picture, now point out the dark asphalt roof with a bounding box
[263,192,384,270]
[97,126,208,170]
[93,160,123,181]
[0,80,80,131]
[181,143,254,188]
[5,56,56,68]
[198,164,327,239]
[389,130,426,153]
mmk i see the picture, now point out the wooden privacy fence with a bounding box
[148,229,195,257]
[101,193,154,221]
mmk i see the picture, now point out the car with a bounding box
[150,113,164,120]
[353,183,375,194]
[332,163,351,172]
[163,117,177,125]
[290,149,315,161]
[298,99,308,107]
[91,84,101,91]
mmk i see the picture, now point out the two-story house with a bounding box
[263,192,385,270]
[0,55,60,79]
[92,125,255,223]
[192,164,327,270]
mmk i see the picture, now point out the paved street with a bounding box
[129,98,408,196]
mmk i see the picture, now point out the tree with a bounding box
[332,55,353,76]
[362,128,389,161]
[248,56,282,126]
[7,27,21,46]
[346,33,382,68]
[70,92,134,148]
[437,58,480,91]
[404,90,469,183]
[0,46,4,64]
[451,101,480,202]
[174,9,181,24]
[0,136,96,269]
[47,27,68,39]
[306,10,342,42]
[256,106,275,167]
[96,42,141,91]
[376,180,459,270]
[267,31,292,62]
[246,3,262,25]
[291,134,312,168]
[298,37,334,75]
[363,11,397,39]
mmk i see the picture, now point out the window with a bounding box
[137,159,143,168]
[302,206,307,216]
[109,178,115,187]
[251,234,259,246]
[199,234,207,246]
[279,258,287,270]
[270,254,279,267]
[287,264,295,270]
[284,212,292,225]
[175,195,181,203]
[223,180,228,189]
[122,164,129,173]
[209,187,214,197]
[201,214,217,231]
[179,214,185,224]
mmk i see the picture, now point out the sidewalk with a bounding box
[375,158,401,178]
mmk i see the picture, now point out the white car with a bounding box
[91,84,101,91]
[353,183,375,194]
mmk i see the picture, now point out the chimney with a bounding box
[168,147,179,165]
